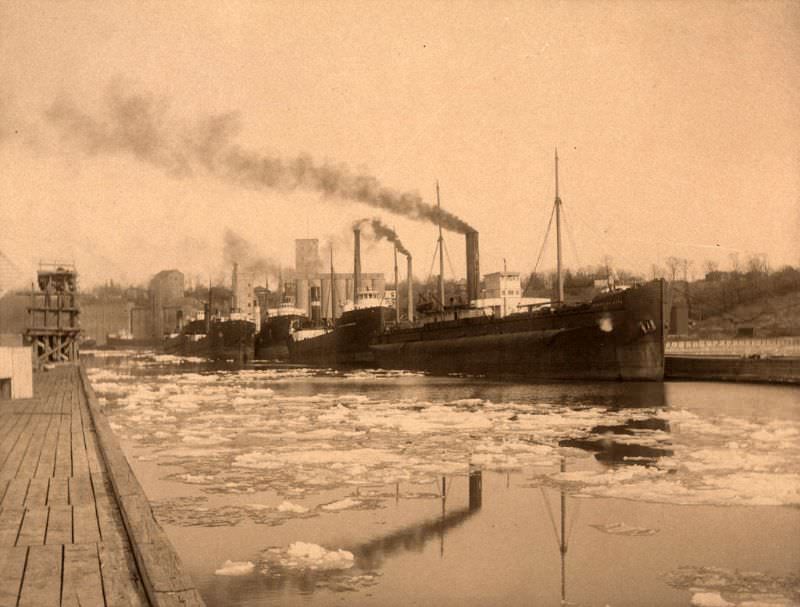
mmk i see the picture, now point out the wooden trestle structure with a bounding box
[25,263,80,368]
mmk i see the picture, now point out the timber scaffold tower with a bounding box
[26,262,80,367]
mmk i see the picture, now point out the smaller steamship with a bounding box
[164,264,256,364]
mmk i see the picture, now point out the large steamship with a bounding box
[289,154,668,381]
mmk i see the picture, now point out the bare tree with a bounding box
[728,252,741,275]
[746,253,768,275]
[651,264,664,280]
[665,257,682,282]
[702,259,718,279]
[601,255,614,288]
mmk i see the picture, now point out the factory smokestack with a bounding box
[353,227,361,307]
[465,230,480,304]
[407,255,414,323]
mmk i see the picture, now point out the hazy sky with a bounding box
[1,0,798,287]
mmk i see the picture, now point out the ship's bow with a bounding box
[615,280,667,380]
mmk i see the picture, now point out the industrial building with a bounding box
[286,238,387,321]
[149,269,185,338]
[231,263,261,330]
[127,270,202,341]
[473,272,550,317]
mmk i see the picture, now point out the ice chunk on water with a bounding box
[214,560,255,576]
[690,592,734,607]
[285,542,354,570]
[233,452,282,469]
[277,501,309,514]
[590,522,659,536]
[321,498,362,511]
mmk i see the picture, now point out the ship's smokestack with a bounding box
[310,285,321,325]
[353,227,361,306]
[232,262,239,311]
[465,230,480,304]
[407,255,414,323]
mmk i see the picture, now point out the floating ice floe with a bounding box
[282,542,355,571]
[149,354,207,364]
[92,363,800,508]
[667,565,800,607]
[590,522,659,536]
[277,501,309,514]
[178,473,215,484]
[321,498,362,511]
[691,593,735,607]
[82,348,144,358]
[214,560,255,576]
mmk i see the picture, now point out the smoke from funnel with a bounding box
[222,228,281,280]
[353,218,410,257]
[45,83,475,234]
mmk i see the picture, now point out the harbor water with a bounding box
[85,352,800,607]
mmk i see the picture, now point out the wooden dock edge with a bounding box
[77,365,207,607]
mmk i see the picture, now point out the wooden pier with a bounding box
[0,365,204,607]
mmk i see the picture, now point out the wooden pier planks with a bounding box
[0,546,27,607]
[18,544,62,607]
[0,366,154,606]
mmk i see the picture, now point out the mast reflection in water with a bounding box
[355,466,483,569]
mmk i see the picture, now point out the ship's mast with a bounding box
[555,149,564,304]
[436,181,445,314]
[330,245,336,322]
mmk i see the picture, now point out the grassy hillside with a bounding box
[677,267,800,337]
[691,291,800,337]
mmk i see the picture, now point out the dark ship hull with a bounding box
[164,319,255,363]
[290,280,667,381]
[373,280,668,381]
[288,307,392,366]
[255,315,304,360]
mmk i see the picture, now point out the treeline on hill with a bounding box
[680,265,800,314]
[521,266,644,301]
[676,264,800,336]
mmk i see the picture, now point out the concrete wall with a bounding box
[150,270,185,338]
[149,270,184,305]
[666,337,800,357]
[131,307,153,340]
[0,346,33,399]
[81,301,132,345]
[666,355,800,384]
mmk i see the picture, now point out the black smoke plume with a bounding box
[354,218,410,257]
[222,228,281,280]
[45,83,475,233]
